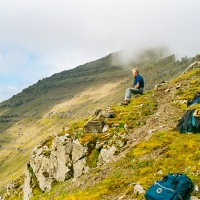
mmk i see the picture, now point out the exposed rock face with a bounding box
[6,176,23,199]
[84,120,104,133]
[25,134,73,194]
[98,145,117,165]
[20,108,124,199]
[184,61,200,73]
[23,167,33,200]
[84,108,116,133]
[72,140,88,178]
[23,136,98,199]
[23,131,122,199]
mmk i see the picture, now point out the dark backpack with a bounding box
[187,93,200,107]
[177,110,200,133]
[144,173,194,200]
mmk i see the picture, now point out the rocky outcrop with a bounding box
[23,167,33,200]
[23,129,121,199]
[84,108,116,133]
[29,135,73,192]
[24,135,73,196]
[4,107,128,199]
[72,140,88,178]
[84,120,104,133]
[98,145,117,165]
[184,61,200,73]
[6,176,24,199]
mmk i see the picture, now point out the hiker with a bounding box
[121,68,144,105]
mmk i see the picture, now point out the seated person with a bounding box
[121,68,144,105]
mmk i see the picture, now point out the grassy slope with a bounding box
[29,67,200,200]
[0,51,194,194]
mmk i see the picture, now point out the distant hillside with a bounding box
[0,49,197,194]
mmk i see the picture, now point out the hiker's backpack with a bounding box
[144,173,194,200]
[177,109,200,133]
[187,93,200,107]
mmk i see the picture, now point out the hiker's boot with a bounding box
[121,100,130,105]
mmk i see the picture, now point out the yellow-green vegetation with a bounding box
[0,52,194,195]
[109,91,157,130]
[32,131,200,200]
[173,68,200,101]
[28,67,200,200]
[2,61,200,199]
[86,148,100,168]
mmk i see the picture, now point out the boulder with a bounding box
[72,140,88,163]
[72,140,88,178]
[102,124,110,133]
[133,184,145,195]
[98,145,117,165]
[101,111,115,118]
[28,135,73,192]
[73,158,86,178]
[84,120,104,133]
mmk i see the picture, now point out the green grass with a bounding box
[2,58,199,199]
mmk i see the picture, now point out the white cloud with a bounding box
[0,0,200,102]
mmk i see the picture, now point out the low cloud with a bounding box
[0,0,200,102]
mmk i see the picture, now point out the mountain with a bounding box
[0,49,198,196]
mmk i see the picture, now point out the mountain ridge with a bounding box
[4,63,200,200]
[0,50,198,197]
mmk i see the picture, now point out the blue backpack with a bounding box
[187,93,200,107]
[177,110,200,133]
[144,173,194,200]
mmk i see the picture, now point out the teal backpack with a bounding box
[145,173,194,200]
[177,110,200,133]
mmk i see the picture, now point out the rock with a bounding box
[95,141,106,150]
[101,111,115,118]
[73,158,86,178]
[176,84,182,89]
[124,124,128,130]
[94,109,101,116]
[28,135,73,192]
[112,123,119,127]
[102,124,110,133]
[72,140,88,178]
[98,145,117,165]
[154,81,168,90]
[184,61,200,73]
[117,140,126,148]
[118,195,127,200]
[148,130,153,134]
[84,120,104,133]
[133,184,145,195]
[6,176,23,199]
[165,88,170,93]
[51,136,73,181]
[72,140,88,163]
[23,165,33,200]
[157,169,163,175]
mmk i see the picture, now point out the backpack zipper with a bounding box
[155,182,175,193]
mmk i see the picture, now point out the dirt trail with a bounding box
[119,83,181,159]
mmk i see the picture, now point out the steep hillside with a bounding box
[24,64,199,200]
[0,50,196,195]
[3,62,199,200]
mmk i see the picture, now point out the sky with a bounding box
[0,0,200,102]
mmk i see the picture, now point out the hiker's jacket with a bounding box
[134,74,144,88]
